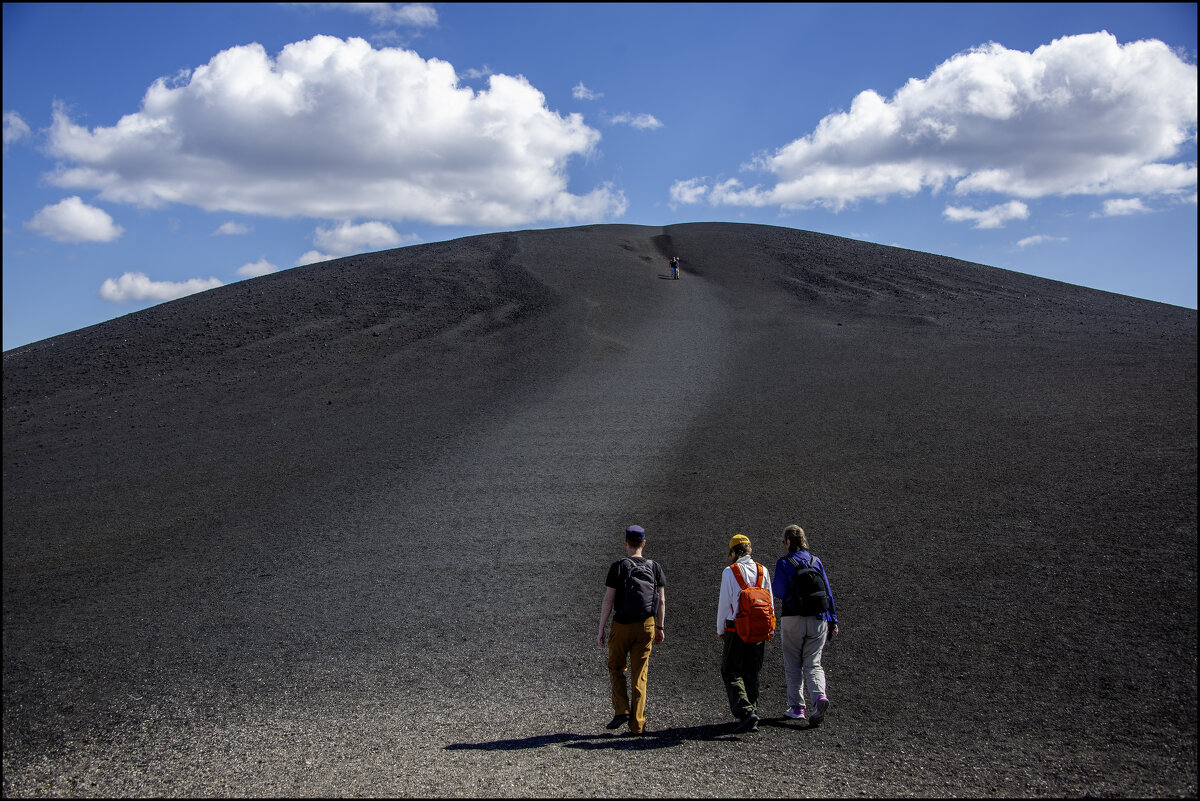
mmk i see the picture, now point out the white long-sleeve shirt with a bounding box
[716,555,773,636]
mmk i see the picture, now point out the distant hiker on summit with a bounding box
[716,533,775,733]
[669,256,680,279]
[597,525,666,736]
[773,524,839,726]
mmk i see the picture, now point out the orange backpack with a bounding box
[731,561,776,643]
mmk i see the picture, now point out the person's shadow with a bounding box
[445,718,805,752]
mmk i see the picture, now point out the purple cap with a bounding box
[625,525,646,543]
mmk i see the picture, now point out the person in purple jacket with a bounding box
[772,524,840,725]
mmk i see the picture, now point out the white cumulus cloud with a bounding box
[313,220,415,255]
[44,35,625,227]
[4,111,31,153]
[213,221,252,235]
[461,65,494,80]
[610,112,663,130]
[573,82,602,100]
[318,3,438,28]
[944,200,1030,229]
[675,32,1197,212]
[236,258,279,277]
[670,177,711,206]
[1094,197,1153,217]
[25,196,124,242]
[296,250,335,266]
[1016,234,1068,249]
[99,272,223,302]
[296,220,418,265]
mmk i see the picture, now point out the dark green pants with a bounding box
[721,631,765,719]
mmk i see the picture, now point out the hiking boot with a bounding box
[732,713,759,733]
[785,705,807,721]
[809,695,829,726]
[606,713,630,730]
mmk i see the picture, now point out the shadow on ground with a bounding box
[445,717,818,752]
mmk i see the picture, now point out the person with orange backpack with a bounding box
[716,533,775,733]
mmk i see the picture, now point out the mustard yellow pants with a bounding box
[607,618,655,734]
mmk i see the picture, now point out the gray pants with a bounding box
[781,615,828,708]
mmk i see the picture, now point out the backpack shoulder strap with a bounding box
[788,552,812,570]
[754,562,764,587]
[623,557,654,577]
[633,557,657,582]
[730,563,749,590]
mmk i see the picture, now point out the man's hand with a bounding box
[829,623,840,640]
[596,630,606,647]
[654,629,665,645]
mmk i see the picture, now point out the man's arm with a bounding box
[654,587,666,644]
[596,587,616,647]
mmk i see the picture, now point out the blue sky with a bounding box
[3,3,1196,350]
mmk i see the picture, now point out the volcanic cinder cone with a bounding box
[4,223,1196,796]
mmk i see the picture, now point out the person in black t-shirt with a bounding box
[596,525,666,735]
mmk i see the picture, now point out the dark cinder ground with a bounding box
[3,222,1196,797]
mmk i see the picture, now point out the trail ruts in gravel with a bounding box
[3,222,1196,797]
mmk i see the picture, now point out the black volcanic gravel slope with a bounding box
[3,222,1196,797]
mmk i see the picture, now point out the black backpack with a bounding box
[787,553,830,616]
[618,557,659,619]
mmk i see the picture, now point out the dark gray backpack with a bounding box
[787,553,830,616]
[618,557,658,619]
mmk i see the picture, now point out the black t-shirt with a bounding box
[605,557,667,623]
